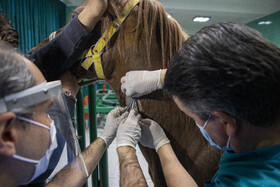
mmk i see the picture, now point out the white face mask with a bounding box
[13,116,58,184]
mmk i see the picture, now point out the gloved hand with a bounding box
[121,70,162,97]
[139,119,170,152]
[116,109,141,149]
[99,107,128,147]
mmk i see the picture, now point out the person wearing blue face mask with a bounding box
[195,115,233,151]
[0,41,128,186]
[118,22,280,186]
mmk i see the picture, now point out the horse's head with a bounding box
[30,0,188,104]
[72,0,188,104]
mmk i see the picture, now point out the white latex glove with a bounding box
[116,109,141,149]
[99,107,128,147]
[139,119,170,152]
[121,70,162,97]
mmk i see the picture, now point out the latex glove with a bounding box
[121,70,162,97]
[99,107,128,147]
[116,109,141,149]
[139,119,170,152]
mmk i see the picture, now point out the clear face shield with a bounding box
[0,81,88,184]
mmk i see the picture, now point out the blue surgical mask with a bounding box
[195,116,233,151]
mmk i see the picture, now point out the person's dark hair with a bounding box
[164,22,280,127]
[0,11,19,48]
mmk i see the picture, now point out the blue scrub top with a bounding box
[205,144,280,186]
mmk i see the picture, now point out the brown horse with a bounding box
[31,0,222,186]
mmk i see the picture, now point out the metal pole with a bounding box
[88,84,99,186]
[76,89,88,187]
[100,150,109,187]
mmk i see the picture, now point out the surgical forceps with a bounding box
[126,98,137,112]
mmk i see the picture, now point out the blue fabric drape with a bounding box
[0,0,66,53]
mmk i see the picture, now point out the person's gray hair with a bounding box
[0,41,36,116]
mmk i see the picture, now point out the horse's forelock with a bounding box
[103,0,188,70]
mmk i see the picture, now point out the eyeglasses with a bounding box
[195,115,212,129]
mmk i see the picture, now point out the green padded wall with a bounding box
[66,6,77,24]
[0,0,66,53]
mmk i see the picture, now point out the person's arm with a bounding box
[59,71,79,117]
[46,138,106,187]
[77,0,107,32]
[158,144,198,187]
[116,109,148,187]
[82,105,128,175]
[139,119,198,187]
[82,138,106,173]
[46,107,127,187]
[120,69,167,98]
[28,0,108,81]
[117,147,148,187]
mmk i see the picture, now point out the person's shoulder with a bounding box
[209,145,280,186]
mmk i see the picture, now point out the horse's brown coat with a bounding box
[101,1,222,186]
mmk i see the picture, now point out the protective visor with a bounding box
[0,81,88,180]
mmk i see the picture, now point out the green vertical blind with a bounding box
[0,0,66,53]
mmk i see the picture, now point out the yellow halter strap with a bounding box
[81,0,140,79]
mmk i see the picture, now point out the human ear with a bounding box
[211,111,238,137]
[0,112,16,157]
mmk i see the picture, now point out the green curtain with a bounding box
[0,0,66,53]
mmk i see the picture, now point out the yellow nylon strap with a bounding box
[81,0,140,79]
[115,0,140,24]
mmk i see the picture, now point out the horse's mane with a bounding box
[102,0,188,68]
